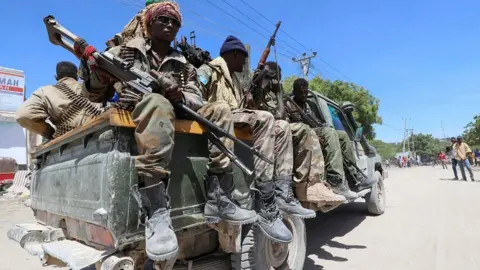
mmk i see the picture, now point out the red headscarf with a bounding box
[143,2,182,27]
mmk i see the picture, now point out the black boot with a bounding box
[275,176,316,219]
[204,172,258,225]
[355,173,377,192]
[138,180,178,261]
[251,180,292,243]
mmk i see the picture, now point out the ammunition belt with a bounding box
[52,82,104,138]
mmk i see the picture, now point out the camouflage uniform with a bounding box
[284,99,350,190]
[85,37,204,180]
[197,56,283,182]
[16,77,101,139]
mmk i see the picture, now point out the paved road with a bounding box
[305,166,480,270]
[2,166,480,270]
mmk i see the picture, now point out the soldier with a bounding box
[16,61,103,139]
[197,36,303,244]
[286,78,376,200]
[251,62,346,211]
[76,1,258,262]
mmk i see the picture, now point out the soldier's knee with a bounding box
[275,119,292,135]
[254,110,275,127]
[211,101,232,117]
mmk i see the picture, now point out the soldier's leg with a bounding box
[232,109,292,243]
[336,130,376,191]
[290,124,345,212]
[316,127,358,200]
[273,121,316,219]
[197,101,257,224]
[132,93,178,261]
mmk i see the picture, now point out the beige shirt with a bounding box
[15,77,89,137]
[454,142,472,160]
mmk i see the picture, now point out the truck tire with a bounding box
[365,171,386,215]
[231,215,306,270]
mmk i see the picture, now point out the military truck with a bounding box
[7,87,386,269]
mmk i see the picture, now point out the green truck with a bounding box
[7,90,386,270]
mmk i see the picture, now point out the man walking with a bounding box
[438,151,448,169]
[453,136,474,181]
[447,137,459,180]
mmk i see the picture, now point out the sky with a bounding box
[1,0,479,143]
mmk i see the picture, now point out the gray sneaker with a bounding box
[275,176,316,219]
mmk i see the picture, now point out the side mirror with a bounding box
[354,126,364,141]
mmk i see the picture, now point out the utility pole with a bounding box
[441,120,446,140]
[292,52,317,78]
[406,128,414,157]
[402,118,407,154]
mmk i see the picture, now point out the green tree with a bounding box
[463,115,480,148]
[369,140,398,159]
[283,75,382,139]
[398,133,449,158]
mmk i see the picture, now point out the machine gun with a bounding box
[174,36,212,68]
[43,15,274,176]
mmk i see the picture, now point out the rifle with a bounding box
[174,36,212,68]
[284,95,325,128]
[242,21,281,109]
[43,15,273,175]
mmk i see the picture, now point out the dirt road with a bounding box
[1,166,479,270]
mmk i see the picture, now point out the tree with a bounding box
[283,75,382,139]
[369,140,398,159]
[463,115,480,149]
[398,133,449,158]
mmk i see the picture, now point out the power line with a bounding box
[201,0,269,40]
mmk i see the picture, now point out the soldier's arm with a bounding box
[181,63,205,111]
[15,88,54,138]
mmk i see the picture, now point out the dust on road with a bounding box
[2,166,480,270]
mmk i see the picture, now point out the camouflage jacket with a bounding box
[16,77,96,138]
[86,37,204,111]
[197,57,243,109]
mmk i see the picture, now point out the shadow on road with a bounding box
[304,202,368,269]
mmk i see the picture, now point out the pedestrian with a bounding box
[447,139,458,180]
[453,136,475,181]
[438,151,448,169]
[475,149,480,166]
[386,159,390,168]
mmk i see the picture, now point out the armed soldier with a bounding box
[197,35,316,244]
[76,1,257,262]
[285,78,375,200]
[16,61,103,140]
[252,62,346,211]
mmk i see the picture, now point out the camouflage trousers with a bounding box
[231,109,293,181]
[197,101,235,174]
[290,123,325,184]
[314,126,347,188]
[132,93,175,182]
[337,130,359,184]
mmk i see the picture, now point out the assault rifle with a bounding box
[43,15,273,176]
[284,95,325,128]
[174,36,212,68]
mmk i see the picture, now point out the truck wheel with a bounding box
[231,215,306,270]
[365,171,386,215]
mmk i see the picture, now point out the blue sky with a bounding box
[1,0,479,142]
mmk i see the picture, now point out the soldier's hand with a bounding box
[150,70,183,103]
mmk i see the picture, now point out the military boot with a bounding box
[251,180,292,243]
[138,180,178,261]
[274,176,316,219]
[328,175,358,201]
[204,172,258,225]
[355,173,377,192]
